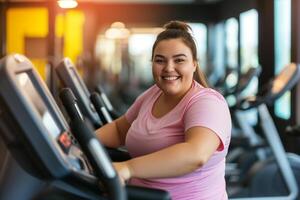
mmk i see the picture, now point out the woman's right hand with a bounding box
[113,161,132,185]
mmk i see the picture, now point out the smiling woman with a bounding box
[152,39,196,99]
[96,20,232,200]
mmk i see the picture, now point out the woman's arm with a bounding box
[114,126,221,182]
[95,115,131,148]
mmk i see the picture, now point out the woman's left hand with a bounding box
[113,161,132,185]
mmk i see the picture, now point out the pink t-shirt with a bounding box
[125,81,231,200]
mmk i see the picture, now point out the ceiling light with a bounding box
[105,22,130,39]
[58,0,78,9]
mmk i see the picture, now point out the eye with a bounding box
[174,58,185,63]
[154,59,165,64]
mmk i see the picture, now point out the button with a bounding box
[58,131,72,152]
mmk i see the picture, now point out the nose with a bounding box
[163,60,175,72]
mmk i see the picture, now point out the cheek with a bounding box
[152,65,161,78]
[180,67,195,77]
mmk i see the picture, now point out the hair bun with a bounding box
[163,21,191,32]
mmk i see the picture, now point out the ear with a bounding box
[193,61,198,72]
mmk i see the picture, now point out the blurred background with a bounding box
[0,0,299,152]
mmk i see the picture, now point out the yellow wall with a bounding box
[7,8,85,80]
[7,8,48,79]
[63,11,85,63]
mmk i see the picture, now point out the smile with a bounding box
[162,76,180,81]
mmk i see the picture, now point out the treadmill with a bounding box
[55,57,130,161]
[56,58,113,127]
[56,58,103,128]
[0,54,170,200]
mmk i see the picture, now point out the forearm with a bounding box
[95,121,122,147]
[113,127,220,181]
[127,142,205,179]
[95,116,130,148]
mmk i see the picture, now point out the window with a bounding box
[225,18,239,89]
[215,23,225,78]
[240,9,259,98]
[225,18,238,70]
[240,9,259,125]
[274,0,291,119]
[128,33,157,84]
[188,23,207,72]
[240,9,259,73]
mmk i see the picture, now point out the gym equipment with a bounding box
[224,66,261,99]
[225,66,263,183]
[95,84,121,119]
[55,58,131,161]
[56,58,115,126]
[59,88,126,200]
[229,63,300,200]
[56,58,104,127]
[0,54,170,200]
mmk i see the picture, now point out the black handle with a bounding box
[90,92,112,124]
[95,85,113,111]
[60,88,127,200]
[70,119,127,200]
[59,88,83,121]
[95,85,120,119]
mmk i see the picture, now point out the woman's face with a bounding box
[152,38,196,98]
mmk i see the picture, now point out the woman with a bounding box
[96,20,231,200]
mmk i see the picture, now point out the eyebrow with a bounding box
[154,54,187,59]
[173,54,187,58]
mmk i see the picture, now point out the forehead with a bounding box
[154,38,193,57]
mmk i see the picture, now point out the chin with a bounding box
[162,87,181,96]
[157,82,184,95]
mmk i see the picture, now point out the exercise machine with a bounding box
[0,54,170,200]
[229,63,300,200]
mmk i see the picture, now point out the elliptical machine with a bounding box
[228,63,300,200]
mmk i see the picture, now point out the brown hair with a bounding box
[151,21,209,88]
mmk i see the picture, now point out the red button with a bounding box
[59,132,72,148]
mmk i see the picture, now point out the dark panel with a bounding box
[47,0,60,99]
[0,3,6,57]
[217,0,257,21]
[291,0,300,124]
[257,0,274,87]
[291,0,300,153]
[47,0,55,60]
[291,0,300,64]
[78,3,217,26]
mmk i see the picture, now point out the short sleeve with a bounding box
[125,85,158,124]
[125,94,145,124]
[184,92,231,151]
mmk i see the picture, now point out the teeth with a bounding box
[163,76,179,80]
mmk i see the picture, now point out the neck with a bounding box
[161,80,194,104]
[161,93,183,105]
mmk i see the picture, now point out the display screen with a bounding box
[69,67,90,99]
[69,67,97,113]
[17,72,61,139]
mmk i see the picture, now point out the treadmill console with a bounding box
[56,58,102,128]
[0,54,95,183]
[0,54,171,200]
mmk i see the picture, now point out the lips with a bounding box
[162,76,181,81]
